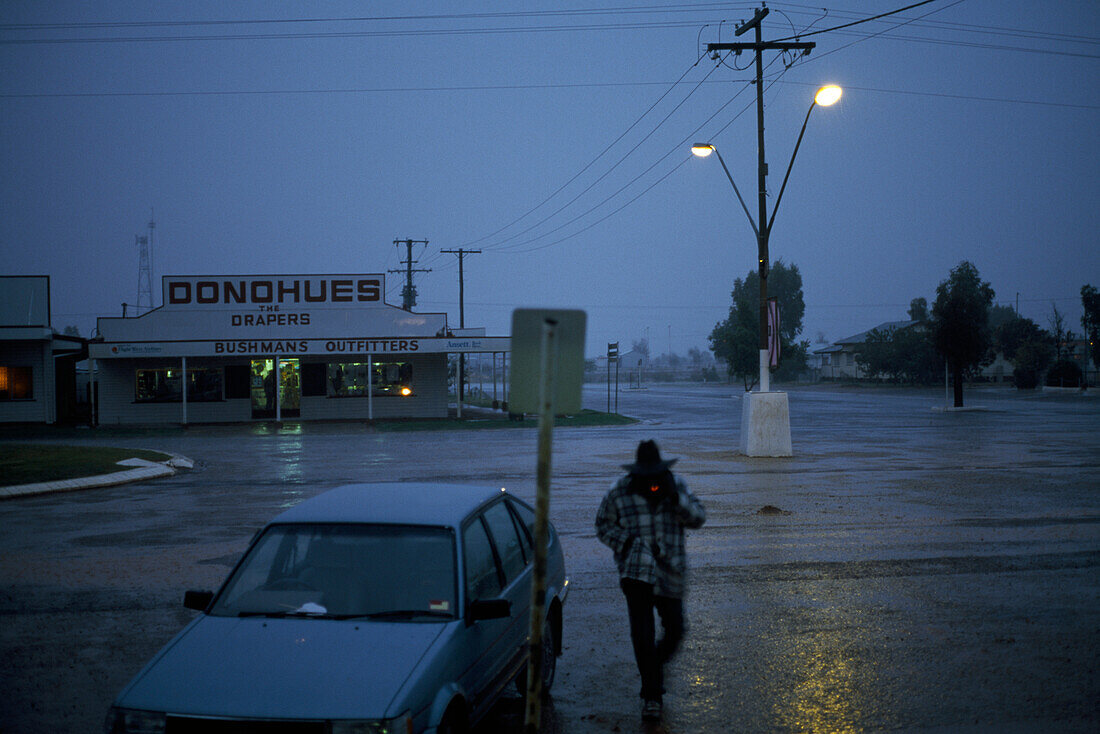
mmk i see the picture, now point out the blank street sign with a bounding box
[508,309,587,414]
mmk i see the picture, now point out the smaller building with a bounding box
[0,276,86,424]
[814,320,916,380]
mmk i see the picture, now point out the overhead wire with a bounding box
[491,59,791,255]
[475,56,723,252]
[456,51,711,249]
[480,0,978,258]
[770,0,942,41]
[0,4,765,31]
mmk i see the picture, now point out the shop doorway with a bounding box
[250,358,300,419]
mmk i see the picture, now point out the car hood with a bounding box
[117,615,446,720]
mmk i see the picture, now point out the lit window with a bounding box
[136,368,223,402]
[327,362,412,397]
[0,366,33,400]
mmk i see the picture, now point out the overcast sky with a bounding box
[2,1,1097,358]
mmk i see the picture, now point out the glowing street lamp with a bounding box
[814,84,842,107]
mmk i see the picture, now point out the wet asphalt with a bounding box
[0,383,1097,732]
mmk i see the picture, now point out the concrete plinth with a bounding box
[739,391,792,457]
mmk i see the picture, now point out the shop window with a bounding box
[327,361,413,397]
[225,365,251,399]
[135,368,223,402]
[0,366,33,401]
[301,363,327,397]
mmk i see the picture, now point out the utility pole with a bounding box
[707,6,813,393]
[388,239,430,311]
[441,248,480,410]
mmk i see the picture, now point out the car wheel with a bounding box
[515,612,557,696]
[437,703,467,734]
[541,611,557,692]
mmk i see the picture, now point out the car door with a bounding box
[480,500,532,688]
[460,509,508,718]
[459,499,532,720]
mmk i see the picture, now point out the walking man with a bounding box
[595,439,706,721]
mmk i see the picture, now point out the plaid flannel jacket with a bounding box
[595,473,706,598]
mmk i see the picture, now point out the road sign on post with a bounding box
[509,309,586,733]
[607,342,618,413]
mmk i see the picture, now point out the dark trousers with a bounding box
[620,578,684,701]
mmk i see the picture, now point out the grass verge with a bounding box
[0,444,171,486]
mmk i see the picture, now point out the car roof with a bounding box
[269,482,509,528]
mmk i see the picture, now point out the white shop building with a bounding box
[88,274,508,425]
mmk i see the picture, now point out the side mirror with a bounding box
[468,598,511,622]
[184,590,214,611]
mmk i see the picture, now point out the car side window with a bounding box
[482,501,527,584]
[508,498,555,550]
[463,518,501,601]
[505,499,534,562]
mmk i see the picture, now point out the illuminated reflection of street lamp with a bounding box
[692,85,841,455]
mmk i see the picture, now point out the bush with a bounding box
[1013,366,1040,389]
[1045,359,1083,388]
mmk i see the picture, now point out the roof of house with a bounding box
[834,320,918,345]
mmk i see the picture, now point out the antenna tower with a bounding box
[136,209,155,314]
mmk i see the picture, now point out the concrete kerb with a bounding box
[0,453,194,500]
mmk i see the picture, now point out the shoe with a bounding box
[642,699,662,721]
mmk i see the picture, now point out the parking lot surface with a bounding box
[1,383,1098,732]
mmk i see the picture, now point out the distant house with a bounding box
[813,320,916,380]
[0,276,87,424]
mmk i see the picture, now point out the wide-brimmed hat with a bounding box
[621,439,678,476]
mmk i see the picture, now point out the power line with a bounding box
[770,0,942,41]
[457,53,710,249]
[0,4,763,31]
[4,77,1094,110]
[471,56,723,251]
[484,57,801,255]
[0,19,755,45]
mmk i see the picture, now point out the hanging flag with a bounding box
[767,298,780,368]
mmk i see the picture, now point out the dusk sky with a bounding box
[2,1,1097,358]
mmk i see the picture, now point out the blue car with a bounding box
[105,483,568,733]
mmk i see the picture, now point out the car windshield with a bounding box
[210,523,457,621]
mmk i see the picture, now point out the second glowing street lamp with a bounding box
[691,83,841,394]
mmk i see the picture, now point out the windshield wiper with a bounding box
[344,609,454,621]
[236,610,331,618]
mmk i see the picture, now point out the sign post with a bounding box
[767,297,780,369]
[509,309,585,734]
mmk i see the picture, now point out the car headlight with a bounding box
[104,707,166,734]
[330,713,412,734]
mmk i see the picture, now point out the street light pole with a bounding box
[708,6,816,392]
[691,7,841,456]
[752,12,772,393]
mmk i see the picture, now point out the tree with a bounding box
[62,325,81,337]
[632,338,650,359]
[855,323,939,384]
[908,297,928,322]
[994,315,1053,389]
[988,304,1016,331]
[709,260,806,390]
[932,261,995,407]
[1049,304,1071,361]
[1081,284,1099,372]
